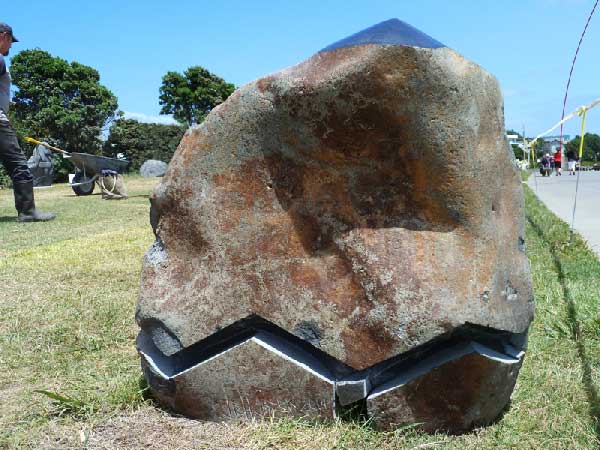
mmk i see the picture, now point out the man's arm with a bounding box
[0,55,7,120]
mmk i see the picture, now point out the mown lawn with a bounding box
[0,176,599,449]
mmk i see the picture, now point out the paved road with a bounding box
[527,170,600,257]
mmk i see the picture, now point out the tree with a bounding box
[159,66,235,125]
[10,49,118,155]
[506,130,525,160]
[565,133,600,162]
[511,144,524,160]
[103,117,186,171]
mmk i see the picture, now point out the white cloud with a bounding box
[122,111,180,125]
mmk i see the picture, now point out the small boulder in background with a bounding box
[140,160,168,178]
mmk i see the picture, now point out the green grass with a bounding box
[0,177,156,447]
[0,178,599,449]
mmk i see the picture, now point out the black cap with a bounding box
[0,23,18,42]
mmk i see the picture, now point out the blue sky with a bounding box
[4,0,600,137]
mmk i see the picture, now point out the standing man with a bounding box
[553,148,562,176]
[0,22,55,222]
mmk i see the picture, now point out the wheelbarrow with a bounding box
[26,138,130,196]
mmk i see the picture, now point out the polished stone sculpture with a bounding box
[136,18,534,432]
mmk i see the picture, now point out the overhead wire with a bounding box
[559,0,599,153]
[560,0,599,243]
[526,1,598,244]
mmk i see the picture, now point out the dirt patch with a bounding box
[37,406,255,450]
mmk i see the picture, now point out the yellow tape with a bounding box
[25,137,42,145]
[577,106,587,159]
[532,97,600,143]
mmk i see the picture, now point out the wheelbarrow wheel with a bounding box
[72,171,95,196]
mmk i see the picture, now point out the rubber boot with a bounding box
[13,180,56,222]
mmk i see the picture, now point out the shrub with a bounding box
[103,118,186,172]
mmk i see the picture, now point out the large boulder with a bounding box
[136,19,534,432]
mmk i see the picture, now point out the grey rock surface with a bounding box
[140,160,168,178]
[28,145,54,187]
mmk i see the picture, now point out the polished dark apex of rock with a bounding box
[320,18,445,52]
[136,18,534,433]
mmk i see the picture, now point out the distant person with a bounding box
[566,148,578,175]
[0,22,55,221]
[553,149,562,176]
[541,153,553,177]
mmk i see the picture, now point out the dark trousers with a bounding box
[0,119,33,182]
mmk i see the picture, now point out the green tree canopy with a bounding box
[506,129,523,138]
[10,49,118,154]
[103,117,186,171]
[159,66,235,125]
[565,133,600,162]
[511,144,524,160]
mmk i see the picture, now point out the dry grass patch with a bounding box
[35,406,254,450]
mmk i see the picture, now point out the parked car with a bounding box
[593,164,600,171]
